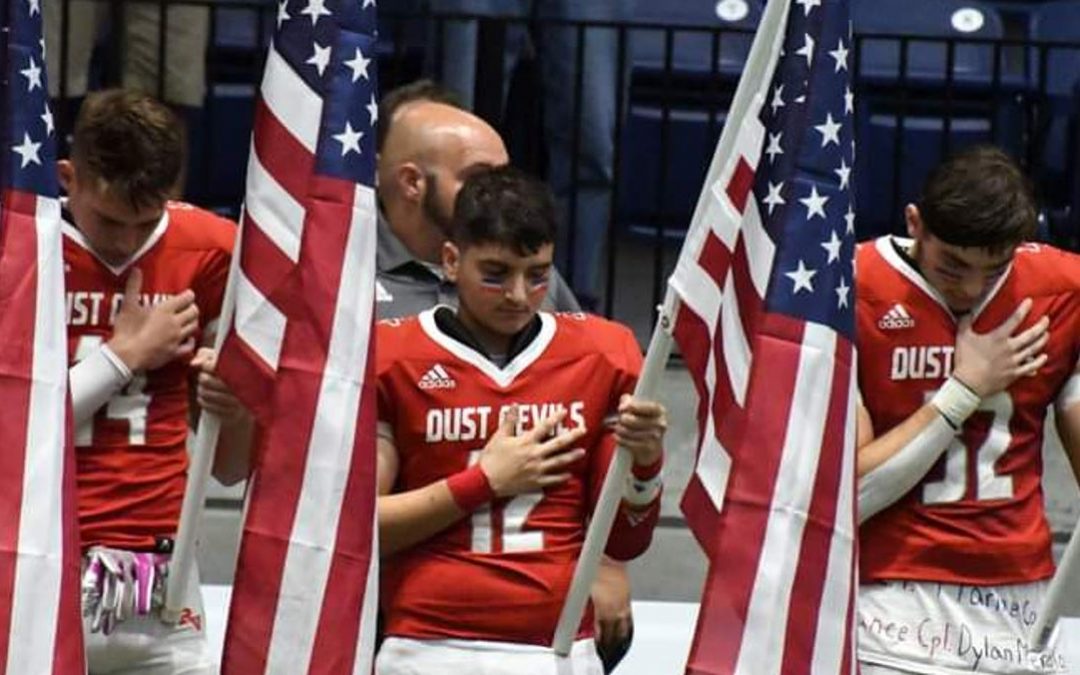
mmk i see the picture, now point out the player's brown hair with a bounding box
[452,165,555,255]
[917,145,1037,254]
[71,89,184,210]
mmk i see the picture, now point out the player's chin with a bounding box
[493,309,533,330]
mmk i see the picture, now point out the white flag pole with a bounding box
[1029,517,1080,648]
[551,296,679,654]
[161,218,246,624]
[551,0,792,655]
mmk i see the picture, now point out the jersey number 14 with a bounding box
[74,335,152,446]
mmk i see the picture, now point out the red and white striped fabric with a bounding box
[672,0,858,673]
[214,3,380,672]
[0,0,84,669]
[0,193,84,675]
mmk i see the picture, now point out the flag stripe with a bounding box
[261,46,321,153]
[234,269,287,372]
[252,97,318,203]
[10,195,71,675]
[0,191,80,672]
[781,340,854,674]
[809,358,857,675]
[245,148,305,263]
[719,274,751,405]
[0,193,39,672]
[312,280,379,673]
[735,322,836,675]
[237,213,295,299]
[740,199,776,297]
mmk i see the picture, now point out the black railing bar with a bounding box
[889,35,911,232]
[565,23,587,292]
[157,0,169,100]
[941,39,955,157]
[604,24,629,319]
[652,26,675,323]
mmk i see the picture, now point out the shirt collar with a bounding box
[377,208,444,280]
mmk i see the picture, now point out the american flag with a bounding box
[673,0,857,673]
[214,0,379,671]
[0,0,84,671]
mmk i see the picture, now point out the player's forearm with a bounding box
[857,404,947,476]
[857,376,978,477]
[378,482,468,557]
[605,498,661,560]
[604,459,663,560]
[212,413,255,485]
[70,344,133,425]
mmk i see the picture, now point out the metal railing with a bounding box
[48,2,1080,334]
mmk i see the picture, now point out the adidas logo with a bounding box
[878,304,915,330]
[418,364,456,390]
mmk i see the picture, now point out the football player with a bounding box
[63,89,250,673]
[855,146,1080,674]
[375,80,636,672]
[374,165,666,674]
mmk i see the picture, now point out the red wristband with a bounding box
[631,457,663,480]
[446,464,496,512]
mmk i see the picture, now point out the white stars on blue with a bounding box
[752,0,856,333]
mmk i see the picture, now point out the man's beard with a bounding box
[421,173,454,236]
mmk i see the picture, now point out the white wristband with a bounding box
[930,376,980,428]
[623,472,662,506]
[70,344,133,426]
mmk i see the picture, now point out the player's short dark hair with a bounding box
[917,145,1037,254]
[377,79,463,152]
[71,88,184,211]
[451,166,556,255]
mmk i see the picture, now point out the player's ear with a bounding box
[443,241,460,282]
[57,159,76,194]
[905,204,924,239]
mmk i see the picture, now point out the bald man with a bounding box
[375,82,580,317]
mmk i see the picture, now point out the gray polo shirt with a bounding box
[375,209,581,320]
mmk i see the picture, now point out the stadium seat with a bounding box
[619,2,764,238]
[849,0,1025,238]
[1028,1,1080,213]
[631,0,764,80]
[852,0,1007,86]
[617,104,726,239]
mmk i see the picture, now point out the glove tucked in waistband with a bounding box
[81,547,170,635]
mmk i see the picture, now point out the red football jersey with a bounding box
[376,309,657,646]
[857,237,1080,585]
[64,201,235,550]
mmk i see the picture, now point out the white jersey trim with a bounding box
[417,307,557,389]
[873,236,1014,323]
[62,209,170,277]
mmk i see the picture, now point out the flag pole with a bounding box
[161,220,246,624]
[1029,516,1080,648]
[552,290,680,655]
